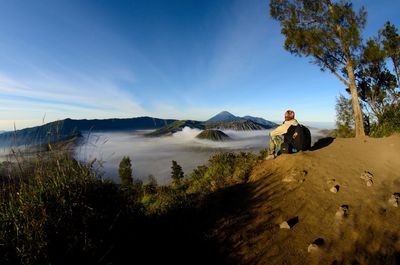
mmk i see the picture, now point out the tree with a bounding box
[270,0,366,137]
[171,160,184,184]
[381,22,400,89]
[354,22,399,129]
[335,94,354,137]
[143,175,158,195]
[357,38,397,120]
[118,156,133,186]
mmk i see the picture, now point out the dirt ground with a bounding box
[211,134,400,265]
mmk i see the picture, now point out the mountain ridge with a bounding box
[207,111,243,123]
[0,112,278,146]
[0,117,176,147]
[207,111,277,128]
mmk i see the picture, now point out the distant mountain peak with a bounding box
[219,111,233,115]
[207,111,242,122]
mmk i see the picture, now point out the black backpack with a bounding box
[281,124,311,153]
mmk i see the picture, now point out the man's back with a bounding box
[270,119,299,137]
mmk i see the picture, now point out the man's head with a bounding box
[284,110,295,121]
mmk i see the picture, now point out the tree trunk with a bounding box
[346,62,366,137]
[325,0,365,137]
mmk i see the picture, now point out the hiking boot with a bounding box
[264,154,275,160]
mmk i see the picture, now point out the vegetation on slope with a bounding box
[196,129,230,141]
[204,120,266,131]
[146,120,205,137]
[0,142,261,265]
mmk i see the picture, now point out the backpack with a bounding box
[281,124,311,153]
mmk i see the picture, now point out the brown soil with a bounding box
[211,134,400,265]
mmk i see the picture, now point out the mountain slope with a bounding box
[210,135,400,264]
[196,129,230,141]
[207,111,243,123]
[146,120,204,137]
[147,119,268,137]
[0,117,176,147]
[204,120,266,130]
[242,115,277,128]
[207,111,277,129]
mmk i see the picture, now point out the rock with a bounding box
[279,216,299,229]
[307,244,319,253]
[360,171,373,186]
[327,179,340,193]
[308,238,324,253]
[279,221,290,229]
[335,205,349,220]
[283,170,307,183]
[388,193,400,207]
[282,175,295,183]
[330,184,340,193]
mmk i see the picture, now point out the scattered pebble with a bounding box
[282,175,295,183]
[388,193,400,207]
[279,221,290,229]
[335,205,349,220]
[282,170,307,183]
[279,216,299,229]
[330,184,340,193]
[327,179,340,193]
[308,238,324,253]
[360,171,374,187]
[307,244,319,253]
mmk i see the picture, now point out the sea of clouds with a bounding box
[74,127,325,184]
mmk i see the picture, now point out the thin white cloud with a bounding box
[0,70,149,130]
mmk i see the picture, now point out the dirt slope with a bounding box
[212,135,400,265]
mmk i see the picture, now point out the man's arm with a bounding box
[270,123,290,137]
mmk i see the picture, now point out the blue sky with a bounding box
[0,0,399,130]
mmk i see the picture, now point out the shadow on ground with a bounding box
[311,137,335,151]
[101,182,265,265]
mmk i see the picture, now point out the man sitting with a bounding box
[265,110,298,160]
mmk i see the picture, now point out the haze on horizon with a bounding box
[0,0,399,131]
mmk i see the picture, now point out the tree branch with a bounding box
[315,55,350,87]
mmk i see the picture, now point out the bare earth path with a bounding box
[211,135,400,265]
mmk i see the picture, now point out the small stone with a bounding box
[360,171,374,186]
[279,216,299,229]
[280,221,290,229]
[330,184,340,193]
[282,176,295,183]
[308,238,324,253]
[335,205,349,219]
[283,170,308,183]
[307,243,319,253]
[388,193,400,207]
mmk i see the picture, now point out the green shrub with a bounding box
[143,186,190,215]
[0,151,141,265]
[0,145,260,264]
[118,156,133,186]
[171,160,184,184]
[185,152,257,196]
[370,104,400,137]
